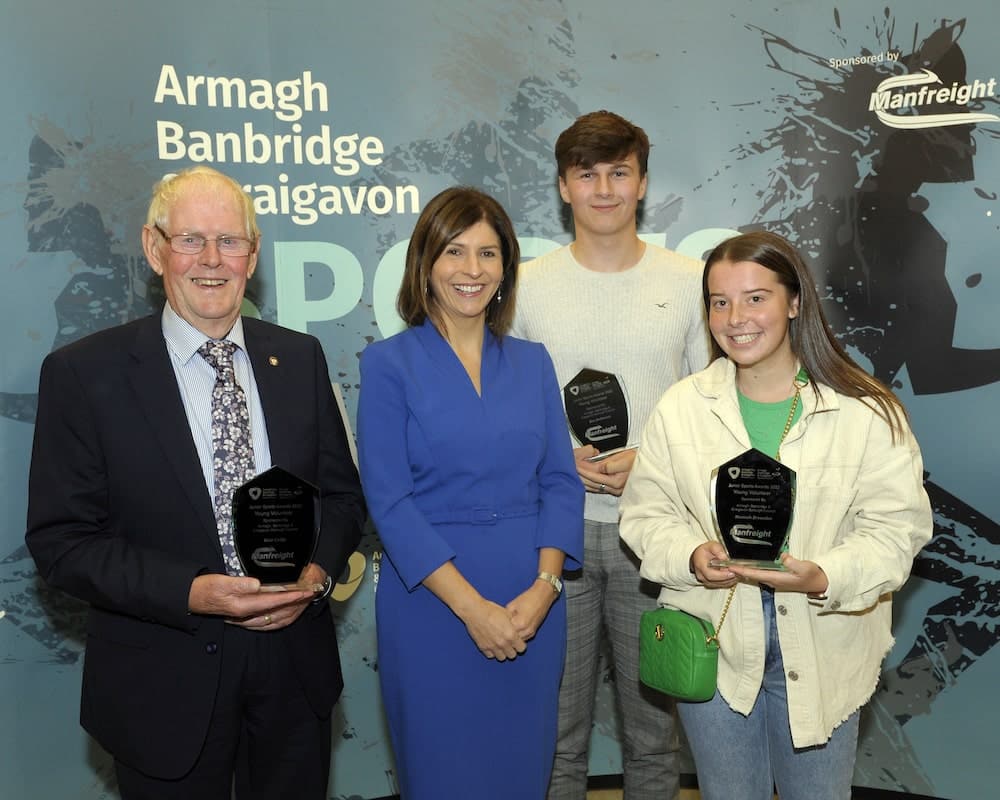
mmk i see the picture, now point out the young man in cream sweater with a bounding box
[512,111,709,800]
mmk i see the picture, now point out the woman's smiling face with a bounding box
[706,258,800,373]
[428,219,503,332]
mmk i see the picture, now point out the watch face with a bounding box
[538,572,562,593]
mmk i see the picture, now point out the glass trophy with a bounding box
[232,466,322,590]
[710,449,795,571]
[563,368,629,453]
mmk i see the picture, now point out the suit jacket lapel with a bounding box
[126,316,220,546]
[244,319,292,471]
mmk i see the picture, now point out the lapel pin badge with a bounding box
[268,356,279,366]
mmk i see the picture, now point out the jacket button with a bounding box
[787,670,799,681]
[830,600,841,611]
[777,605,788,616]
[205,642,218,654]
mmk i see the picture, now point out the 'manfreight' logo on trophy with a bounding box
[585,424,619,443]
[868,69,1000,130]
[728,523,775,545]
[251,546,298,568]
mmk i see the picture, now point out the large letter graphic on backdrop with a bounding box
[274,242,364,333]
[371,239,408,340]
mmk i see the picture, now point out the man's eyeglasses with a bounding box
[154,225,255,257]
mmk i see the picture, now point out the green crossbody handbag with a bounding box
[638,586,736,702]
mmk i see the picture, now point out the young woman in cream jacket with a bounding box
[620,231,932,800]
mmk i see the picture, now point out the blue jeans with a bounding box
[677,590,859,800]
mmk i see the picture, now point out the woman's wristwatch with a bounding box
[536,571,563,594]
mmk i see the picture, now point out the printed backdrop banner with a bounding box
[1,2,997,798]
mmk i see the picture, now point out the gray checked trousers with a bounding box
[547,519,680,800]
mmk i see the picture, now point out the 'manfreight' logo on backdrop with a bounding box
[869,69,1000,129]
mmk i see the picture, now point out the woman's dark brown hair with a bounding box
[397,186,519,338]
[703,230,907,439]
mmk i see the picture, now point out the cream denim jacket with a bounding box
[620,358,932,747]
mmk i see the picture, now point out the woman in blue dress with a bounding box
[358,187,584,799]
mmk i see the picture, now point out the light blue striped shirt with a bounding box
[160,305,272,497]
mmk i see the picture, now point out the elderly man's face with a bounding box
[143,184,258,340]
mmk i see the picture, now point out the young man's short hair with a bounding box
[555,110,651,178]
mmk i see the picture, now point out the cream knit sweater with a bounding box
[512,243,710,522]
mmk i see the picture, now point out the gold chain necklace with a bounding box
[714,369,805,639]
[775,387,801,463]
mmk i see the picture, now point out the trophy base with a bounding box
[709,558,788,572]
[257,581,325,593]
[585,444,639,463]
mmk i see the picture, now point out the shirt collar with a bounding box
[161,304,247,365]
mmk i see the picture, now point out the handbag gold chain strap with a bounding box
[708,375,803,647]
[706,585,736,646]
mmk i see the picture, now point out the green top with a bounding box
[736,369,808,560]
[737,392,802,459]
[736,368,808,458]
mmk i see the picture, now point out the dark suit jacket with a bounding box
[25,313,365,779]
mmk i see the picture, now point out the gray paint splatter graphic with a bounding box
[701,12,999,793]
[2,119,160,425]
[2,123,161,670]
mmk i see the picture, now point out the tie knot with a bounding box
[198,339,239,374]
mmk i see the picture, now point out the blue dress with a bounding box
[358,320,584,799]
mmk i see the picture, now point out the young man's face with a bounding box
[558,153,647,240]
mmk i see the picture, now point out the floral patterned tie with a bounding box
[198,339,255,576]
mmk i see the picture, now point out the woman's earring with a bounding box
[496,281,503,303]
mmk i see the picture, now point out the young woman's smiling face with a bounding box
[706,258,800,374]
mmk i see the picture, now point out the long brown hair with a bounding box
[703,231,907,439]
[396,186,519,338]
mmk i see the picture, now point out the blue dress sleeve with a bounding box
[357,341,457,590]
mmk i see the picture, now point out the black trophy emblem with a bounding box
[710,449,795,570]
[563,368,629,452]
[232,466,321,585]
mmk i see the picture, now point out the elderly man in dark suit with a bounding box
[25,165,365,799]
